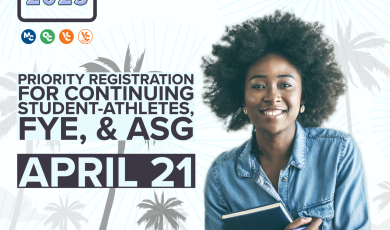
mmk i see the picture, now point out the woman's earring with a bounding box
[300,104,305,113]
[243,107,248,114]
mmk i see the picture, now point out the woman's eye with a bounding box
[252,84,265,89]
[281,83,292,88]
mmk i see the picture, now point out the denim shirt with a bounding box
[204,121,369,230]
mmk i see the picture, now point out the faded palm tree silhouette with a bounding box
[326,20,390,134]
[373,181,390,211]
[0,62,60,230]
[137,191,187,230]
[43,196,88,230]
[372,181,390,230]
[80,44,147,230]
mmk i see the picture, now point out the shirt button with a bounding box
[282,177,288,182]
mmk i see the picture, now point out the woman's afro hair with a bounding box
[201,10,346,131]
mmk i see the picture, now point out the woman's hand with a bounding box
[284,217,323,230]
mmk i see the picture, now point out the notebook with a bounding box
[221,202,307,230]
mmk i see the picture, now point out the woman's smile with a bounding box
[259,109,287,119]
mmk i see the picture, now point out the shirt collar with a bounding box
[236,120,307,178]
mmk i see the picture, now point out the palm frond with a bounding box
[177,218,188,230]
[68,201,80,209]
[0,111,17,138]
[166,208,186,222]
[164,197,177,207]
[165,200,183,209]
[69,203,85,211]
[158,213,164,230]
[373,192,390,202]
[373,193,390,211]
[0,76,16,91]
[80,62,110,72]
[353,38,388,50]
[47,65,51,72]
[377,199,390,211]
[65,195,68,208]
[175,207,189,218]
[161,192,165,207]
[164,213,180,230]
[383,181,390,188]
[137,203,158,210]
[5,72,17,80]
[344,19,352,41]
[68,214,84,230]
[145,214,158,229]
[349,61,380,93]
[347,51,390,91]
[377,182,390,191]
[141,199,157,206]
[154,214,159,230]
[43,212,61,226]
[95,57,121,72]
[136,210,156,225]
[154,191,161,207]
[133,49,145,72]
[336,20,345,49]
[351,32,378,45]
[59,196,64,208]
[0,96,16,115]
[124,44,133,72]
[68,211,88,222]
[49,219,61,230]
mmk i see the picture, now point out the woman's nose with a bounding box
[263,86,281,104]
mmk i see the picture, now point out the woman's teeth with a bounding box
[263,110,284,115]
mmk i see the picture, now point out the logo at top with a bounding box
[18,0,97,23]
[59,29,74,44]
[40,29,55,44]
[21,29,36,44]
[78,29,93,44]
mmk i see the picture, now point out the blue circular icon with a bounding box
[21,29,36,44]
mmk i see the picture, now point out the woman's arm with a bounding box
[332,135,370,229]
[204,164,231,230]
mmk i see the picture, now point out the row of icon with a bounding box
[21,29,93,44]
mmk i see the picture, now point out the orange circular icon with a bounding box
[59,29,74,44]
[78,29,93,44]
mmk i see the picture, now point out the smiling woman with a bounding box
[202,11,369,230]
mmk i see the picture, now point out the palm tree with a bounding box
[137,191,187,230]
[80,44,145,230]
[43,196,88,230]
[325,20,390,134]
[373,181,390,211]
[0,62,60,230]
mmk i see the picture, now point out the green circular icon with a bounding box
[40,29,55,44]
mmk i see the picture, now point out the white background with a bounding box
[0,0,390,229]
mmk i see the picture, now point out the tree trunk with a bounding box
[345,78,353,134]
[9,140,33,230]
[99,140,126,230]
